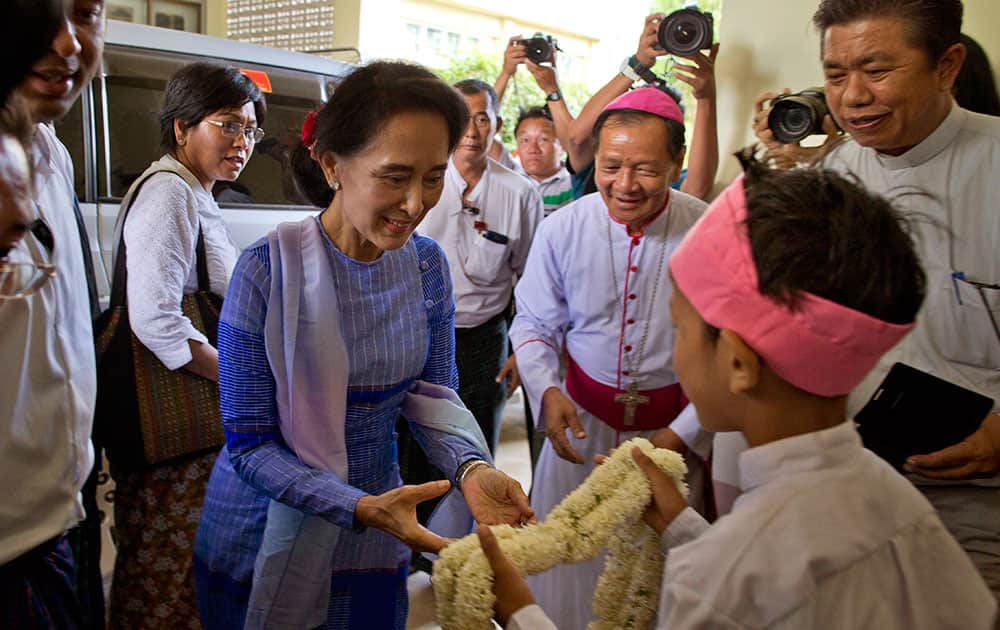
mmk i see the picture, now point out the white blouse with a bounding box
[115,154,238,370]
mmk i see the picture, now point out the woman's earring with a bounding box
[330,180,340,191]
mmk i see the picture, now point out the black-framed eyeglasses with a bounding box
[952,271,1000,345]
[203,119,265,144]
[0,219,57,300]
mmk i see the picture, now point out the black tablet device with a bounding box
[855,363,994,470]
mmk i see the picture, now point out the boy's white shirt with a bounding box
[509,420,998,630]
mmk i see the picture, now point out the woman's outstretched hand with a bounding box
[463,467,536,527]
[355,480,454,553]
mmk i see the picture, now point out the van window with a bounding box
[53,98,89,201]
[98,45,341,206]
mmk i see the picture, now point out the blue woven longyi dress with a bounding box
[193,220,479,629]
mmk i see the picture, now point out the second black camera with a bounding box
[518,33,559,65]
[767,88,833,144]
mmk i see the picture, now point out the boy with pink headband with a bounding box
[483,160,997,629]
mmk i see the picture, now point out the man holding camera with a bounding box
[741,0,1000,600]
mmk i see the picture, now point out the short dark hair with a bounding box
[954,33,1000,116]
[514,106,555,138]
[738,153,925,327]
[4,0,63,108]
[159,63,267,152]
[292,61,470,208]
[813,0,963,64]
[454,79,500,117]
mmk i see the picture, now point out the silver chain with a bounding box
[606,210,672,385]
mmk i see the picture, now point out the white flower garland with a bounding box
[434,438,688,630]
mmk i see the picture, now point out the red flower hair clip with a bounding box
[301,110,319,159]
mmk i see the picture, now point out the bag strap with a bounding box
[109,171,206,308]
[194,228,210,292]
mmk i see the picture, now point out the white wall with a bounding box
[713,0,999,190]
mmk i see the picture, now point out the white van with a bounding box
[56,21,355,303]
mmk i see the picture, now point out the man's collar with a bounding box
[875,102,963,171]
[534,166,570,186]
[446,158,490,216]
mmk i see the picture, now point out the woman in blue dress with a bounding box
[193,61,534,629]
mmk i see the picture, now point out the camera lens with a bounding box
[657,8,713,56]
[768,91,829,144]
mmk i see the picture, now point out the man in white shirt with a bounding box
[484,165,997,630]
[513,108,573,217]
[727,0,1000,599]
[509,87,706,630]
[0,1,106,626]
[419,79,543,454]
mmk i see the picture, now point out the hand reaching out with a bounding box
[354,480,453,553]
[672,43,720,101]
[477,525,535,627]
[462,466,536,526]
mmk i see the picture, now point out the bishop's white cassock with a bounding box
[510,189,706,630]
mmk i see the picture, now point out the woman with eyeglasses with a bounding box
[107,62,265,630]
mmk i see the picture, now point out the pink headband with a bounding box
[669,176,915,397]
[604,87,684,125]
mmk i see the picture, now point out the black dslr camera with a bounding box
[518,33,560,65]
[767,88,833,144]
[657,6,714,56]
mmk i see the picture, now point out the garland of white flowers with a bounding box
[434,438,688,630]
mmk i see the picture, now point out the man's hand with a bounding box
[502,36,528,78]
[636,13,666,68]
[673,43,720,101]
[354,480,453,553]
[632,447,688,536]
[496,354,521,399]
[906,413,1000,479]
[752,89,841,168]
[542,387,586,464]
[477,525,535,627]
[526,60,559,95]
[462,467,536,526]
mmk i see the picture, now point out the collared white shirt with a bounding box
[825,104,1000,485]
[113,154,238,370]
[510,190,704,420]
[0,123,96,564]
[419,157,543,328]
[510,421,998,629]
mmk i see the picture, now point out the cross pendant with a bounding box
[614,381,651,427]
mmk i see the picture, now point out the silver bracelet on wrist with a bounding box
[455,459,491,490]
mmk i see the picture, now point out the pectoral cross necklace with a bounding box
[605,210,672,426]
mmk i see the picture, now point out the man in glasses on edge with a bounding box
[0,1,108,628]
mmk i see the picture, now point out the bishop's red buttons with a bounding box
[628,293,637,300]
[627,318,635,325]
[631,237,641,246]
[624,345,633,352]
[622,370,631,376]
[631,266,638,272]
